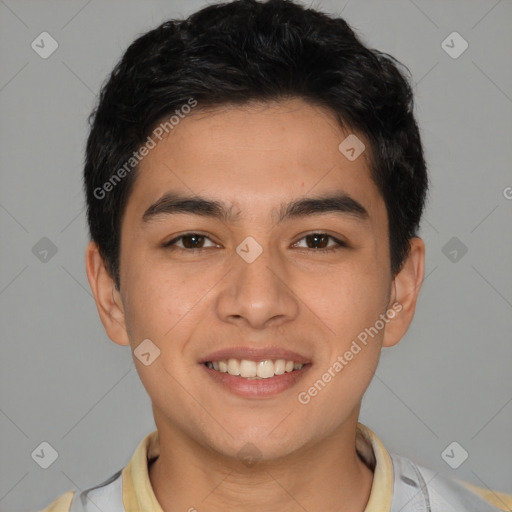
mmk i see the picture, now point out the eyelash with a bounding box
[162,232,347,253]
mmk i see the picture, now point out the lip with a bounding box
[199,346,312,365]
[202,362,312,399]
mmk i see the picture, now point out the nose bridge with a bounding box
[216,238,299,327]
[237,244,278,298]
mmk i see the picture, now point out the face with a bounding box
[91,98,419,462]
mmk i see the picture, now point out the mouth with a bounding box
[204,358,306,379]
[199,347,312,398]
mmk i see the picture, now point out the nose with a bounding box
[214,241,300,330]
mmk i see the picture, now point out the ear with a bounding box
[382,237,425,348]
[85,241,130,346]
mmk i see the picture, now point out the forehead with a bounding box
[123,98,386,228]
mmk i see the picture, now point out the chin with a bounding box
[202,421,310,464]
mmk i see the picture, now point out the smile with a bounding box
[204,359,304,379]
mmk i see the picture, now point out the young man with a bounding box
[41,0,511,511]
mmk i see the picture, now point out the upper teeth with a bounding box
[205,359,304,379]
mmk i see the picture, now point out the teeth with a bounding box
[206,358,305,379]
[239,359,257,378]
[274,359,286,375]
[227,358,240,376]
[257,360,274,378]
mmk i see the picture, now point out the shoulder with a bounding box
[39,490,75,512]
[461,482,512,511]
[39,468,124,512]
[390,452,512,511]
[36,429,156,512]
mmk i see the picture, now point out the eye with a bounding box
[162,233,218,250]
[162,232,347,252]
[293,233,347,252]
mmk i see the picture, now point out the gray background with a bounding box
[0,0,511,510]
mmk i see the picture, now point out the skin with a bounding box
[86,98,425,512]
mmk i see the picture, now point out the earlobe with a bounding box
[85,241,130,346]
[382,237,425,348]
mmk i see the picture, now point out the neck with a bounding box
[148,415,374,512]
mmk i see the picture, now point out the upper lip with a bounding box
[199,346,312,365]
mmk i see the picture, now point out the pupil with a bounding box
[308,233,327,249]
[184,234,203,248]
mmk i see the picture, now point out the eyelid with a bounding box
[162,231,218,249]
[292,233,347,250]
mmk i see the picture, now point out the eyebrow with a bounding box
[141,191,369,225]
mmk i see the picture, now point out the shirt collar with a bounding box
[356,422,394,511]
[121,422,393,511]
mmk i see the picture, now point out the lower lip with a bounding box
[201,363,312,399]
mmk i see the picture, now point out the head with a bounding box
[85,0,427,462]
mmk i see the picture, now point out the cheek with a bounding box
[121,270,203,394]
[296,278,385,425]
[121,256,219,349]
[294,262,388,339]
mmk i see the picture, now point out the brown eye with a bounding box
[163,233,216,250]
[180,234,206,249]
[293,233,347,251]
[306,233,329,249]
